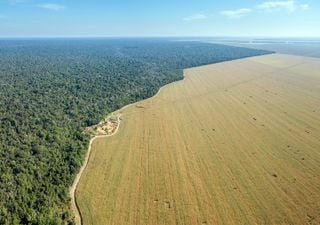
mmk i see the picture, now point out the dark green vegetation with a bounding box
[0,38,271,225]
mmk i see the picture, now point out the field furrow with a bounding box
[77,54,320,225]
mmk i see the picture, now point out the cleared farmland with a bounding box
[77,54,320,225]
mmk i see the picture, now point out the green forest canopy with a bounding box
[0,38,272,224]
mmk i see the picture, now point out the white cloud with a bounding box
[300,4,309,10]
[7,0,27,4]
[305,21,320,25]
[36,3,65,11]
[220,8,252,19]
[0,0,28,5]
[183,13,207,21]
[256,1,296,12]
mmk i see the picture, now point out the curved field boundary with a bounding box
[69,115,121,225]
[69,54,273,225]
[74,54,320,225]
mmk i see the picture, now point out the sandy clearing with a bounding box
[70,115,121,225]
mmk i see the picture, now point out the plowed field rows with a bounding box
[77,54,320,225]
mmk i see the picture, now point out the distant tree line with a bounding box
[0,38,272,224]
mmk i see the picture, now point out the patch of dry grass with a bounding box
[77,54,320,225]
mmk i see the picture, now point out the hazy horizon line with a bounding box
[1,35,320,39]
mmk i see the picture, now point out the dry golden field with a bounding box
[76,54,320,225]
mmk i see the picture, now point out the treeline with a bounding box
[0,38,272,224]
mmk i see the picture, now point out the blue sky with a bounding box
[0,0,319,37]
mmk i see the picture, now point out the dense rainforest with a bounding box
[0,38,272,224]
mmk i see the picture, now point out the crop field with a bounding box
[77,54,320,225]
[206,38,320,58]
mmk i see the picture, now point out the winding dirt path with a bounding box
[69,115,121,225]
[69,87,176,225]
[72,54,320,225]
